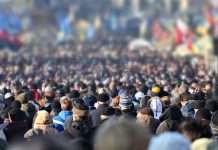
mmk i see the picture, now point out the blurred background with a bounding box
[0,0,218,71]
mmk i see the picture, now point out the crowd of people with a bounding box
[0,36,217,150]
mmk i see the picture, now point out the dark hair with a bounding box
[9,108,27,122]
[195,108,212,121]
[61,98,72,111]
[69,90,80,99]
[179,119,212,142]
[11,100,21,109]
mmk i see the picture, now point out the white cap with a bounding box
[4,93,13,99]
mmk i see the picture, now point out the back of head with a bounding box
[33,110,52,128]
[9,108,26,122]
[148,132,190,150]
[60,97,72,111]
[179,119,212,142]
[95,118,151,150]
[205,100,218,113]
[69,90,80,99]
[195,108,211,121]
[16,92,28,104]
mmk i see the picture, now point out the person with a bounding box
[210,111,218,140]
[38,86,54,109]
[59,104,90,141]
[95,118,151,150]
[119,94,136,118]
[205,100,218,113]
[25,110,58,138]
[156,105,183,134]
[179,119,212,142]
[136,108,160,133]
[99,107,115,123]
[3,108,28,142]
[147,87,164,119]
[16,92,37,128]
[53,97,72,132]
[180,93,195,118]
[148,132,190,150]
[30,83,40,101]
[50,101,61,118]
[195,108,211,124]
[89,93,110,128]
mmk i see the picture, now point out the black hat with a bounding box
[100,107,115,116]
[205,100,218,113]
[97,93,110,102]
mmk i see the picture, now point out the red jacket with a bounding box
[32,89,40,101]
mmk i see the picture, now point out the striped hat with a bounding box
[119,94,132,110]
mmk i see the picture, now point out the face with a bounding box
[73,115,80,121]
[205,84,212,91]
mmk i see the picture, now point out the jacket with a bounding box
[88,104,109,128]
[4,121,28,143]
[53,111,72,132]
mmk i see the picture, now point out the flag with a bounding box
[0,30,23,52]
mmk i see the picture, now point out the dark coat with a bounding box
[4,121,28,143]
[88,104,109,128]
[59,118,92,142]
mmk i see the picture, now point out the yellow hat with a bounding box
[152,87,160,94]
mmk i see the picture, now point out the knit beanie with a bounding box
[119,94,132,110]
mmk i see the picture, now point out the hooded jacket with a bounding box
[53,111,72,132]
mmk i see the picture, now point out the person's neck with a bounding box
[181,101,188,106]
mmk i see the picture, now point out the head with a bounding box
[151,87,160,97]
[8,108,26,122]
[60,97,72,111]
[195,108,211,121]
[179,119,212,142]
[69,90,80,99]
[33,110,53,129]
[97,93,110,105]
[95,118,151,150]
[119,94,133,111]
[72,104,89,121]
[148,132,190,150]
